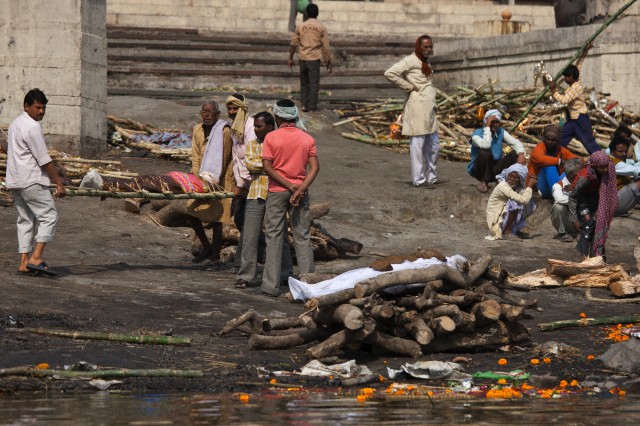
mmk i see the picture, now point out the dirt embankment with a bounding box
[1,97,639,393]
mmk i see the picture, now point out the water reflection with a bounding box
[0,392,638,425]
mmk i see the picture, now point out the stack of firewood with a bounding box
[510,255,640,299]
[220,254,535,358]
[334,82,640,161]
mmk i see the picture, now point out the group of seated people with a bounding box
[471,108,638,260]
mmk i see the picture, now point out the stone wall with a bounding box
[106,0,555,38]
[433,12,640,112]
[0,0,107,156]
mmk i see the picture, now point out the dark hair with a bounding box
[230,93,245,102]
[24,88,48,106]
[609,134,630,152]
[417,34,432,44]
[563,65,580,80]
[613,124,632,140]
[306,3,319,18]
[276,99,296,108]
[254,111,275,128]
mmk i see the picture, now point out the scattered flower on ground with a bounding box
[498,358,507,365]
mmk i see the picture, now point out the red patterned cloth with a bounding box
[586,151,618,256]
[165,172,206,193]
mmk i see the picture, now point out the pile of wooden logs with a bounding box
[511,254,640,300]
[334,82,640,161]
[220,254,536,358]
[107,115,191,162]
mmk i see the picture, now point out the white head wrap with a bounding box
[496,163,528,187]
[483,109,503,127]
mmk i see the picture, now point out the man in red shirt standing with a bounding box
[260,99,320,297]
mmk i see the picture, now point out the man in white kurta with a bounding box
[384,35,441,188]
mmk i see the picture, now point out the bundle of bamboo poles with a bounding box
[0,151,136,184]
[220,254,535,358]
[107,115,191,162]
[334,82,640,161]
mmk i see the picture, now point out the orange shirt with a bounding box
[262,126,317,193]
[527,142,576,184]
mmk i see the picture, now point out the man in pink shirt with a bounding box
[6,89,66,276]
[259,99,320,296]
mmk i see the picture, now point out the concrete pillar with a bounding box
[0,0,107,157]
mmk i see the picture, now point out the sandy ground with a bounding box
[1,95,639,393]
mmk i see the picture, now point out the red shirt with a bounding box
[262,126,317,193]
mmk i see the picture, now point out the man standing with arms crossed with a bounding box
[6,89,66,276]
[385,35,444,189]
[289,3,332,112]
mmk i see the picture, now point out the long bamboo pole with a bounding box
[510,0,639,131]
[0,367,203,378]
[6,327,192,345]
[538,315,640,331]
[49,187,233,200]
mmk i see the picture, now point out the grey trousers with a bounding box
[299,59,321,110]
[237,198,292,284]
[551,202,578,236]
[616,183,640,215]
[11,183,58,253]
[261,191,314,295]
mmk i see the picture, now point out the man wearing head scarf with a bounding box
[289,3,332,112]
[527,125,577,198]
[468,109,526,193]
[226,93,253,271]
[384,35,445,189]
[260,99,319,297]
[570,151,617,259]
[485,163,538,240]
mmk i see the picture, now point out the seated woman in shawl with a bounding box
[569,151,618,260]
[485,163,537,240]
[467,109,526,194]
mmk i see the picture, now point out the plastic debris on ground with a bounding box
[387,361,471,382]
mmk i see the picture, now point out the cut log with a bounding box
[546,257,607,277]
[563,265,630,287]
[405,318,435,345]
[310,203,331,221]
[422,304,461,321]
[219,309,261,336]
[471,300,501,325]
[305,330,348,360]
[610,280,640,297]
[370,303,396,320]
[353,265,448,298]
[475,282,538,308]
[429,316,457,336]
[395,295,429,311]
[364,331,422,358]
[423,322,510,353]
[305,289,355,310]
[248,328,329,350]
[422,280,444,298]
[349,298,367,307]
[500,304,526,323]
[297,272,336,284]
[457,311,477,333]
[262,316,305,332]
[267,327,310,336]
[507,268,564,288]
[315,304,364,330]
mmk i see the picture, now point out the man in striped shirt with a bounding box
[547,60,600,154]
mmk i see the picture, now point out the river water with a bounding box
[1,392,639,425]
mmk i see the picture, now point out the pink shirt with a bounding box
[262,126,317,193]
[6,112,53,189]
